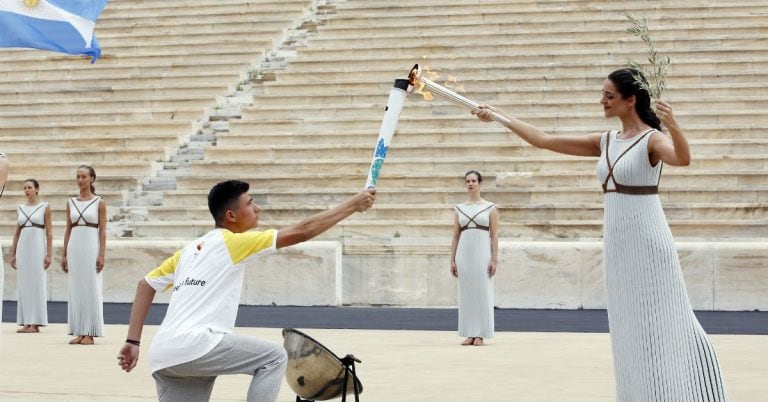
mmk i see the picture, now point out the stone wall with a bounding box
[2,240,766,311]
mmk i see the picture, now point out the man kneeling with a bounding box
[118,180,376,402]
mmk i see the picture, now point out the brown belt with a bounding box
[20,223,45,230]
[602,183,659,195]
[460,225,489,232]
[72,222,99,228]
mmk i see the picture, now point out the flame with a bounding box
[409,65,434,101]
[422,66,439,81]
[443,74,466,93]
[414,80,433,101]
[411,67,466,101]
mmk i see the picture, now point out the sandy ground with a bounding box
[1,323,766,402]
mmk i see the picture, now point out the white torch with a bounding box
[408,63,514,127]
[364,77,412,189]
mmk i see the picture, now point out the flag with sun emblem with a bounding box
[0,0,109,62]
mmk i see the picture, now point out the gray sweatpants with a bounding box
[152,334,287,402]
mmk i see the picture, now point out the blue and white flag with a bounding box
[0,0,109,62]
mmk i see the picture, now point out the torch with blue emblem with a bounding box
[364,78,412,189]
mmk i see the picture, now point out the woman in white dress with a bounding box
[0,153,9,325]
[450,170,499,346]
[61,165,107,345]
[473,68,728,401]
[10,179,53,333]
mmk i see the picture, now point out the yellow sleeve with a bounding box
[145,249,182,292]
[222,229,277,264]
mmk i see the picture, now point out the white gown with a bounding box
[455,202,495,339]
[66,197,104,337]
[597,129,728,402]
[16,202,49,326]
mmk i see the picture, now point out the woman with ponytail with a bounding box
[473,68,728,401]
[11,178,53,333]
[61,164,106,345]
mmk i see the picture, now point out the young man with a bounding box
[117,180,376,402]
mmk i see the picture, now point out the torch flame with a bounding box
[414,80,433,101]
[408,65,466,101]
[409,65,434,101]
[444,75,466,93]
[422,66,439,81]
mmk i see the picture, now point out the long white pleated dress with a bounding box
[455,202,495,339]
[16,202,49,326]
[597,129,728,402]
[67,197,104,337]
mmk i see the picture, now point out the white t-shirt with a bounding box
[145,228,277,373]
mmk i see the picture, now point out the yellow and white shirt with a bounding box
[146,228,277,373]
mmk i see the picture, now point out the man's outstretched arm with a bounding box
[118,279,156,373]
[276,189,375,249]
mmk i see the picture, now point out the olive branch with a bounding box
[624,13,671,99]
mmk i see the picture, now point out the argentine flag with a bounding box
[0,0,109,62]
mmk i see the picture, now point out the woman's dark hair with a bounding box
[208,180,250,225]
[465,170,482,183]
[78,165,97,195]
[607,68,662,131]
[24,178,40,190]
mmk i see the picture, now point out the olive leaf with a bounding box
[624,13,671,100]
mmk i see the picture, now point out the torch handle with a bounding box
[420,77,514,127]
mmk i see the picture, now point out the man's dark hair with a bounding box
[208,180,250,225]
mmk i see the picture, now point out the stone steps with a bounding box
[0,107,207,124]
[0,60,250,80]
[220,124,768,144]
[210,137,768,156]
[0,83,231,100]
[292,35,768,59]
[226,111,768,133]
[0,133,186,149]
[122,218,766,240]
[281,46,768,71]
[0,49,269,69]
[0,191,124,207]
[8,161,156,178]
[98,10,307,28]
[0,95,217,112]
[1,147,170,163]
[311,22,768,43]
[100,33,277,48]
[5,201,763,222]
[182,155,767,178]
[239,97,768,120]
[161,186,768,206]
[253,80,768,104]
[204,140,768,159]
[0,71,242,92]
[102,0,309,15]
[321,8,768,29]
[100,202,764,223]
[0,121,195,136]
[330,0,767,16]
[259,71,768,93]
[2,177,142,193]
[172,170,765,191]
[270,57,768,82]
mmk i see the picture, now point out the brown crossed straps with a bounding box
[18,203,47,230]
[70,197,100,228]
[601,129,663,195]
[456,203,495,232]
